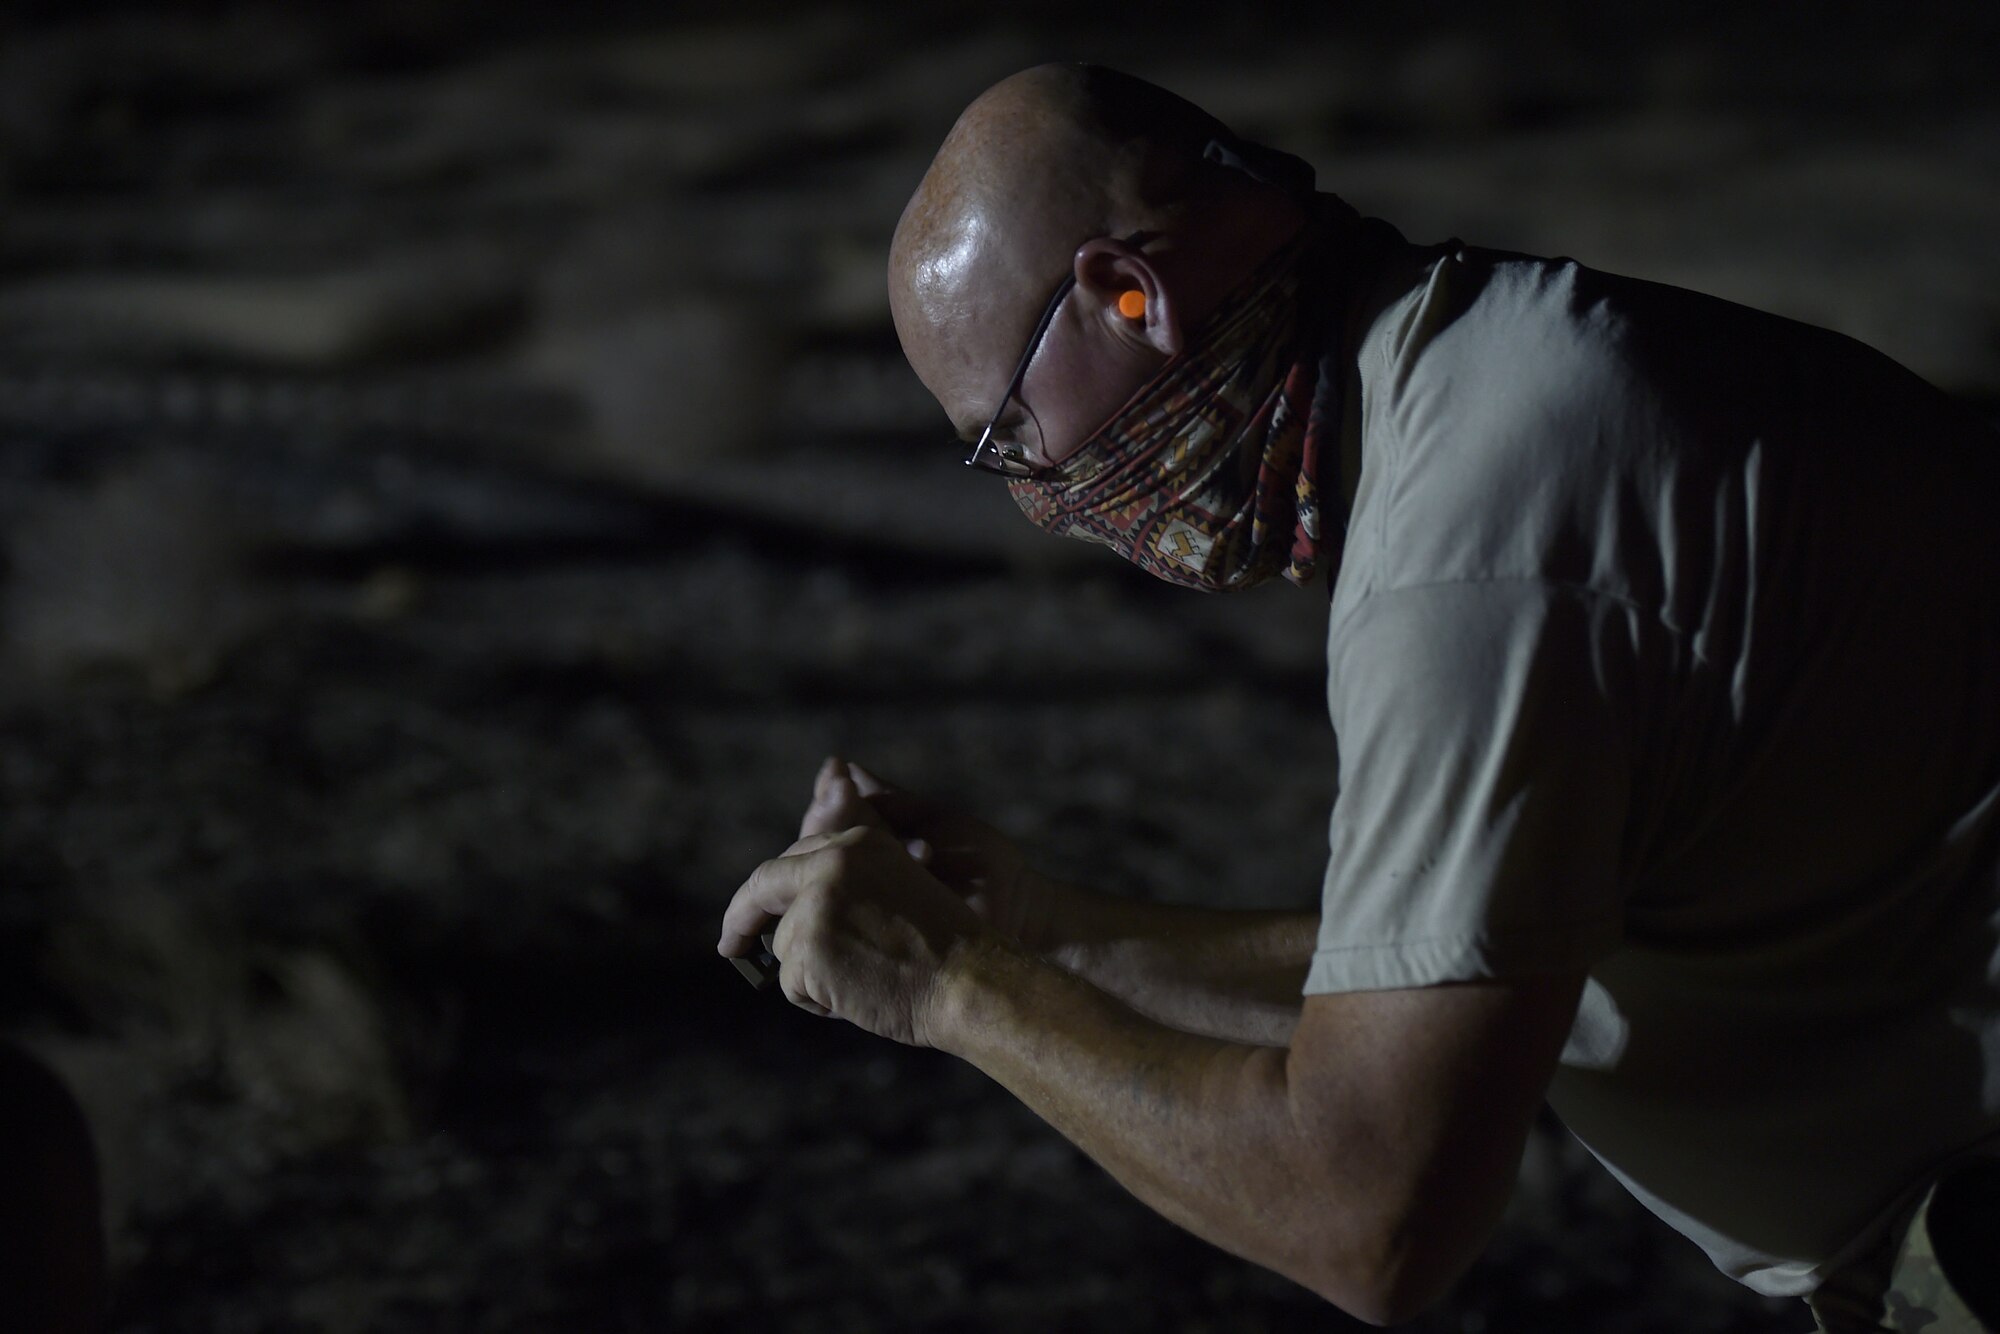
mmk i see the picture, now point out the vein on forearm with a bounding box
[1054,890,1319,1044]
[939,942,1341,1286]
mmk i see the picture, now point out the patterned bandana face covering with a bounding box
[1005,229,1334,592]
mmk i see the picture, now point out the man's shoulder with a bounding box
[1334,241,1796,609]
[1360,239,1847,431]
[1341,248,1657,590]
[1364,245,1670,431]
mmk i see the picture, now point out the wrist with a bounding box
[928,930,1031,1058]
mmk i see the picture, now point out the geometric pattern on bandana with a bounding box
[1007,225,1341,592]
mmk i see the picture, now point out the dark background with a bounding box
[3,2,1996,1330]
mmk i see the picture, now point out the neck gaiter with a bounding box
[1005,223,1344,592]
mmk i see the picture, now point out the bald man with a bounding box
[720,65,2000,1330]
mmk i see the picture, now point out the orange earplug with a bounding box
[1118,289,1147,319]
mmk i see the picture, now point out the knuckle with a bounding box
[818,833,887,886]
[780,971,820,1014]
[820,838,866,878]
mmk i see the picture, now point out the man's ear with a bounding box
[1073,237,1183,358]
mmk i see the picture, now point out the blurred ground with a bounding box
[2,1,1996,1330]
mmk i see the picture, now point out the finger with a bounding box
[717,890,781,958]
[847,761,898,798]
[778,961,830,1016]
[716,852,824,956]
[799,756,846,837]
[825,772,878,825]
[770,906,833,1016]
[778,827,869,860]
[905,837,933,865]
[731,827,884,949]
[802,771,888,840]
[784,979,830,1017]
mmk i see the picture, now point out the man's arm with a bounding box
[799,758,1316,1044]
[723,826,1583,1323]
[1040,882,1316,1044]
[935,940,1583,1324]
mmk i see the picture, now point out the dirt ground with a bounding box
[3,2,1996,1330]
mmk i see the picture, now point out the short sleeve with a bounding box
[1304,580,1640,994]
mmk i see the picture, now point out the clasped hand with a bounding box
[717,758,1023,1048]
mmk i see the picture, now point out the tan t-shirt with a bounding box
[1305,229,2000,1297]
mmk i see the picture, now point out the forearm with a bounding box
[931,937,1389,1317]
[1037,877,1318,1044]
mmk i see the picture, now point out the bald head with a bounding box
[891,65,1225,337]
[889,65,1303,447]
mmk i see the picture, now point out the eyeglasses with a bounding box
[962,271,1075,477]
[961,232,1147,478]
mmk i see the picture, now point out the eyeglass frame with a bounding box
[962,232,1147,478]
